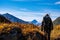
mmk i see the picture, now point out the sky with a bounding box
[0,0,60,22]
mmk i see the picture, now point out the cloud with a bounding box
[19,8,30,11]
[12,0,27,1]
[20,8,28,11]
[0,8,59,22]
[0,8,44,22]
[12,0,40,1]
[55,1,60,4]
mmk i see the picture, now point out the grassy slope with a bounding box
[0,23,60,40]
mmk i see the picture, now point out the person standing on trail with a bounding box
[41,14,53,40]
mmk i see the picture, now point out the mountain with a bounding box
[53,17,60,26]
[3,13,29,24]
[31,20,38,24]
[0,14,11,23]
[31,20,41,26]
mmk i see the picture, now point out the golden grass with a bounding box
[51,25,60,40]
[0,23,60,40]
[0,23,44,35]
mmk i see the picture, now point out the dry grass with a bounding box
[0,23,44,35]
[51,25,60,40]
[0,23,60,40]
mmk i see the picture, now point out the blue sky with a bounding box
[0,0,60,22]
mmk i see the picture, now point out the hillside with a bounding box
[53,17,60,26]
[0,23,46,40]
[0,23,60,40]
[51,25,60,40]
[3,13,29,24]
[0,14,11,23]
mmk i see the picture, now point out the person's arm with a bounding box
[41,21,44,31]
[51,21,53,30]
[49,18,53,30]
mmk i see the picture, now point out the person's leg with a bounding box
[47,31,51,40]
[44,31,48,40]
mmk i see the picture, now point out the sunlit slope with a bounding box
[0,23,60,40]
[51,25,60,40]
[0,23,44,35]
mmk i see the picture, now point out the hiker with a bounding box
[41,14,53,40]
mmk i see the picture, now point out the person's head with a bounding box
[45,14,49,16]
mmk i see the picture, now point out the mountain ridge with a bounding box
[0,14,11,23]
[53,17,60,26]
[3,13,29,24]
[31,19,41,26]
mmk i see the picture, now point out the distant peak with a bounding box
[31,19,38,23]
[6,13,9,14]
[32,20,37,22]
[3,13,13,16]
[5,13,10,15]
